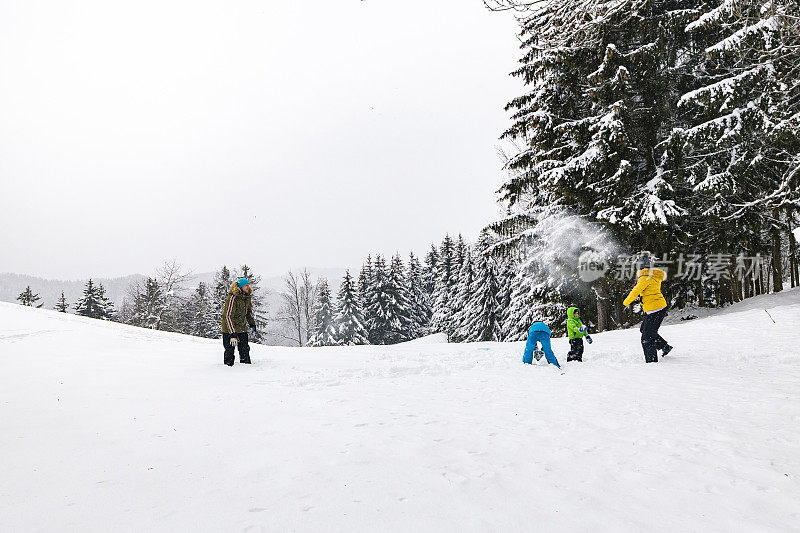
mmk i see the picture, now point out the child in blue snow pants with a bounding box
[523,321,561,368]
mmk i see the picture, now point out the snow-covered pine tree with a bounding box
[365,255,389,344]
[364,255,413,345]
[407,252,432,337]
[357,256,373,331]
[450,247,475,342]
[358,256,373,301]
[17,286,42,307]
[310,278,337,346]
[211,266,233,335]
[54,291,69,313]
[74,279,110,319]
[423,244,439,297]
[95,282,116,320]
[334,271,369,346]
[467,253,504,342]
[237,265,269,342]
[566,1,691,250]
[181,282,217,338]
[431,235,457,340]
[496,258,517,340]
[130,277,166,329]
[454,234,469,269]
[672,0,799,301]
[490,0,700,324]
[385,254,415,344]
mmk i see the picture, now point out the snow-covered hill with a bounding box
[1,291,799,531]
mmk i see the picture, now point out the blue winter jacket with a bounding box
[522,322,561,368]
[528,322,551,335]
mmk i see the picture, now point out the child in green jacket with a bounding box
[566,306,591,362]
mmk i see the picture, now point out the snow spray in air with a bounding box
[516,210,622,292]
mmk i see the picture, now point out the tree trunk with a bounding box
[697,280,704,307]
[788,208,798,288]
[733,274,742,302]
[772,211,784,293]
[594,282,609,333]
[613,292,623,329]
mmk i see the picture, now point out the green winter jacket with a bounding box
[566,307,587,340]
[221,282,255,334]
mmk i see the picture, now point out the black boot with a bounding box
[662,345,673,356]
[567,338,584,362]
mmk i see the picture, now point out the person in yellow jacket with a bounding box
[622,253,673,363]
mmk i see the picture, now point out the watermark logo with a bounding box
[576,252,770,282]
[578,251,608,282]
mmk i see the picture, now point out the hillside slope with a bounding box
[1,291,798,532]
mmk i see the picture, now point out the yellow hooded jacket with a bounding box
[623,268,667,312]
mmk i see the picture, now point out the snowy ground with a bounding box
[1,291,799,532]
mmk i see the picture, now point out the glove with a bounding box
[586,335,593,344]
[230,337,238,348]
[579,325,587,333]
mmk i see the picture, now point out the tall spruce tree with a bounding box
[54,291,69,313]
[669,0,800,300]
[334,271,369,346]
[358,256,373,302]
[496,259,517,340]
[181,282,217,338]
[489,0,704,324]
[74,279,112,319]
[359,256,375,337]
[364,255,413,345]
[385,255,415,344]
[96,282,116,320]
[407,252,432,337]
[454,234,469,269]
[237,265,269,342]
[431,235,457,340]
[467,254,504,342]
[365,255,390,344]
[211,266,233,335]
[310,279,337,346]
[423,244,439,296]
[131,277,166,329]
[450,247,475,342]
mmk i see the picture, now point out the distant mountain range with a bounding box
[0,268,348,314]
[0,273,147,311]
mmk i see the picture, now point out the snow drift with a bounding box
[1,290,799,531]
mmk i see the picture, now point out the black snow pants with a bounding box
[567,338,584,362]
[223,332,251,366]
[640,308,668,363]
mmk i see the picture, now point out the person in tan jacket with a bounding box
[623,253,673,363]
[221,278,257,366]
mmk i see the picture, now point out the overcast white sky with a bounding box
[0,0,521,280]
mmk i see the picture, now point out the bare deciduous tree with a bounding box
[277,269,319,346]
[156,260,192,331]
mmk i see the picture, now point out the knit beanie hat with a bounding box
[237,277,250,288]
[636,252,653,271]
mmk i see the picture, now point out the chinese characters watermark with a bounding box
[578,253,771,282]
